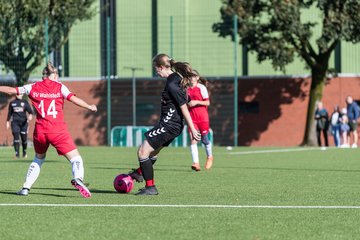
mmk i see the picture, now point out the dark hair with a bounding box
[192,69,207,86]
[42,62,57,77]
[152,53,171,68]
[152,53,195,89]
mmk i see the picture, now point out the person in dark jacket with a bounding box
[6,95,33,158]
[315,101,329,147]
[346,95,360,148]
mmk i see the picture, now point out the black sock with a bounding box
[22,143,27,156]
[139,157,154,183]
[21,133,27,156]
[14,141,20,157]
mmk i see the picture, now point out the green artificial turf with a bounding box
[1,146,360,240]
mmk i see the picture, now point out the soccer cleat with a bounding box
[135,186,159,195]
[128,169,144,183]
[71,178,91,198]
[17,188,30,196]
[352,143,358,148]
[205,156,214,170]
[23,153,28,158]
[191,163,201,171]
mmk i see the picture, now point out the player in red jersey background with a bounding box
[187,70,214,171]
[0,62,97,198]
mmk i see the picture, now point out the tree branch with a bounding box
[26,54,44,74]
[326,40,339,58]
[288,35,316,68]
[305,41,317,60]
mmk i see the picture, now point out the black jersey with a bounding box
[7,99,33,122]
[160,72,187,132]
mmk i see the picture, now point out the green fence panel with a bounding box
[111,126,213,147]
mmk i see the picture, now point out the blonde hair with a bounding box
[42,62,57,78]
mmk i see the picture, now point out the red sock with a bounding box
[136,168,142,175]
[146,179,154,187]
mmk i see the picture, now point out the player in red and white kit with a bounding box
[187,70,213,171]
[0,62,97,198]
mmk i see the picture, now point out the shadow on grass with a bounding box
[33,187,78,191]
[33,187,118,195]
[89,189,119,194]
[0,160,58,163]
[0,191,18,196]
[0,190,69,198]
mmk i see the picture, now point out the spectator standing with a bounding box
[340,108,350,148]
[329,106,341,147]
[346,96,360,148]
[314,101,329,147]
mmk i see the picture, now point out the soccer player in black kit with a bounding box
[6,95,33,158]
[128,54,201,195]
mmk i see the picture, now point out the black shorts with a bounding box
[11,121,28,134]
[349,121,358,132]
[144,122,183,150]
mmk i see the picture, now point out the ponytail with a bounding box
[180,77,192,89]
[152,53,195,89]
[169,60,195,89]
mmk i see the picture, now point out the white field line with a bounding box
[0,203,360,209]
[228,147,322,155]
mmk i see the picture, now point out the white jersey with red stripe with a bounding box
[16,78,75,133]
[187,82,209,123]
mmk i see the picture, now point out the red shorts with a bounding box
[33,131,77,155]
[190,121,210,135]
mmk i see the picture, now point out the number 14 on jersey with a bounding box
[38,100,58,118]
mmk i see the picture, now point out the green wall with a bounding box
[68,5,101,78]
[342,42,360,73]
[27,0,360,79]
[117,0,152,77]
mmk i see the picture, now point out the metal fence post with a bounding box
[124,66,144,126]
[44,18,49,64]
[152,0,158,76]
[233,15,238,147]
[107,16,111,146]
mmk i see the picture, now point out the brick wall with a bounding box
[0,76,359,147]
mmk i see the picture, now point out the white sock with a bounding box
[205,142,213,157]
[23,157,45,189]
[190,144,199,164]
[70,156,84,180]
